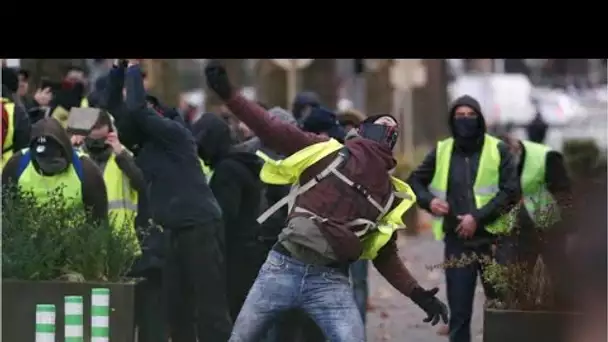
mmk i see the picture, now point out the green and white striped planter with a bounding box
[64,296,84,342]
[91,288,110,342]
[35,304,55,342]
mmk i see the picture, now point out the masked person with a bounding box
[2,117,107,221]
[192,113,264,321]
[120,61,231,342]
[77,111,164,341]
[2,67,31,169]
[498,134,573,309]
[206,61,448,342]
[407,95,520,342]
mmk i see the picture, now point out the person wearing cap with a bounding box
[2,67,31,169]
[291,91,321,124]
[206,61,448,342]
[338,108,366,133]
[2,117,107,222]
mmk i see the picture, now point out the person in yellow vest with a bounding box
[407,95,520,342]
[2,117,107,222]
[75,111,166,341]
[498,134,573,308]
[2,67,31,169]
[63,65,91,109]
[205,61,448,342]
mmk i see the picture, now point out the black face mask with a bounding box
[453,117,480,138]
[85,137,109,154]
[358,123,398,150]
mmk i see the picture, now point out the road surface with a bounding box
[367,231,485,342]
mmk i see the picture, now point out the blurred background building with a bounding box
[11,58,608,154]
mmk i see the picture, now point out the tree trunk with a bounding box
[204,59,244,113]
[21,59,87,89]
[301,59,338,109]
[254,60,288,109]
[413,59,450,148]
[365,60,393,116]
[143,59,180,108]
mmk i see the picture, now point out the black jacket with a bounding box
[117,65,222,229]
[408,95,520,239]
[192,113,263,245]
[2,85,31,153]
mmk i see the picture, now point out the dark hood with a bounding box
[292,91,320,120]
[448,95,486,152]
[192,113,234,168]
[2,67,19,94]
[30,117,75,163]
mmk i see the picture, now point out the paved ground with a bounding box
[366,231,485,342]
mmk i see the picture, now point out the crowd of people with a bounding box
[1,59,578,342]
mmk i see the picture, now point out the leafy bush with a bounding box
[562,139,607,179]
[2,185,139,283]
[436,251,555,311]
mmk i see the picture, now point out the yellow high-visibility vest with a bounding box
[81,148,141,255]
[17,148,82,206]
[1,97,15,168]
[520,140,560,229]
[256,139,417,260]
[200,158,213,182]
[80,97,89,108]
[428,134,513,240]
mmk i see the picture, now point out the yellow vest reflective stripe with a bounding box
[79,148,141,255]
[17,148,83,206]
[2,98,15,168]
[256,139,417,260]
[102,152,140,255]
[200,158,213,182]
[429,134,511,240]
[80,98,89,108]
[520,140,560,229]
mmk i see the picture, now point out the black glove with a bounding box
[204,60,234,101]
[410,287,449,326]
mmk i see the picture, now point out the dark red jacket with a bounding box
[226,94,419,297]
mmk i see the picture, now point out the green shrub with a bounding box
[2,185,139,283]
[562,139,607,179]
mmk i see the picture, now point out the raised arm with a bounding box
[225,94,325,156]
[205,61,324,156]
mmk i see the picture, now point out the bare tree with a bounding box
[301,59,338,109]
[413,59,450,147]
[204,59,244,112]
[21,59,87,90]
[143,59,181,108]
[254,60,288,109]
[365,60,393,115]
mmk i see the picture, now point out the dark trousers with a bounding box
[135,269,167,342]
[444,237,499,342]
[350,260,369,324]
[163,221,233,342]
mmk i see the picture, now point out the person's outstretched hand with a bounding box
[410,287,449,326]
[205,60,234,101]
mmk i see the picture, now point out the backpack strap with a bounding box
[17,150,32,179]
[71,149,84,182]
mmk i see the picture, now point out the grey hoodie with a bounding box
[234,107,297,157]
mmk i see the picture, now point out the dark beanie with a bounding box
[2,67,19,93]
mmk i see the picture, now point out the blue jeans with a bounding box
[229,251,365,342]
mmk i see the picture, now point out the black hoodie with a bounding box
[407,95,520,239]
[192,113,264,318]
[2,118,108,222]
[122,65,222,229]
